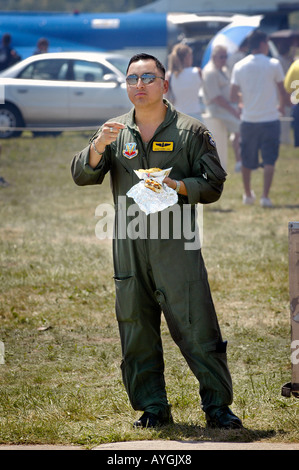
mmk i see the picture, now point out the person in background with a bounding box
[226,39,249,78]
[276,41,294,73]
[165,43,202,121]
[230,30,285,208]
[0,33,21,71]
[33,37,49,55]
[284,58,299,147]
[276,40,296,145]
[202,45,242,172]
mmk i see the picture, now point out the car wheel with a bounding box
[0,104,24,138]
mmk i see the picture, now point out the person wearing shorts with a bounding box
[230,30,285,207]
[240,120,280,170]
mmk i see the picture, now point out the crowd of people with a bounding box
[0,29,298,204]
[165,29,299,208]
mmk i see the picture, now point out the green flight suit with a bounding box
[71,100,233,419]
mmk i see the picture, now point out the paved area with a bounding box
[1,441,299,450]
[0,445,83,450]
[94,440,299,450]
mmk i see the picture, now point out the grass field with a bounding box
[0,131,298,448]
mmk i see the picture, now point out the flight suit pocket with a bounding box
[114,274,139,322]
[200,153,227,183]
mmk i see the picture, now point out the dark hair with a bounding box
[126,53,166,77]
[37,37,49,47]
[2,33,11,46]
[248,30,268,51]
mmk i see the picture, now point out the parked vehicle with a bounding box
[0,52,132,138]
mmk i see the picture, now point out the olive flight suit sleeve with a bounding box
[182,129,227,205]
[71,134,112,186]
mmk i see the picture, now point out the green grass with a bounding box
[0,131,298,448]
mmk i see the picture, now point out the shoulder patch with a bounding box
[204,130,217,150]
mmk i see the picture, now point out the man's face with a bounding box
[213,49,228,69]
[126,59,168,107]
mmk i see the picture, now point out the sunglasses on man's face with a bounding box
[126,73,165,86]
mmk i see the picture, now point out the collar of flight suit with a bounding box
[125,99,177,136]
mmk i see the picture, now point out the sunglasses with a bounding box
[126,73,165,86]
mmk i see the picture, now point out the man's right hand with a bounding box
[90,122,125,168]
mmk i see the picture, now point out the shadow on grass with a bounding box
[156,423,276,443]
[207,205,299,212]
[206,208,234,213]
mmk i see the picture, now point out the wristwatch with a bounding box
[175,180,181,193]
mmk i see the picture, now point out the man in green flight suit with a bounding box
[71,53,242,429]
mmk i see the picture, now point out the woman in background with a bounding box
[165,43,202,120]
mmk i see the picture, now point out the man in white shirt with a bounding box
[230,30,285,207]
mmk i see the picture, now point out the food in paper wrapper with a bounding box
[144,178,163,193]
[126,167,178,215]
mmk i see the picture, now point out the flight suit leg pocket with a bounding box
[114,274,139,322]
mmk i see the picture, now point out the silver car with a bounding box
[0,52,132,138]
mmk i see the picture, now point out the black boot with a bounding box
[133,410,173,428]
[206,406,243,429]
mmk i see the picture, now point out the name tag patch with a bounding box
[152,142,174,152]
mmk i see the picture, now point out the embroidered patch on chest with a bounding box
[152,142,174,152]
[123,142,139,159]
